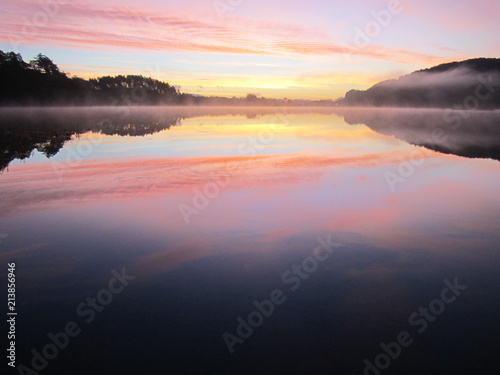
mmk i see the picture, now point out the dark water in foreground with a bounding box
[1,106,499,375]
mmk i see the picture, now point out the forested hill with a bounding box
[0,50,336,107]
[341,58,500,109]
[0,50,186,106]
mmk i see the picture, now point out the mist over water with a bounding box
[2,106,500,171]
[1,106,500,375]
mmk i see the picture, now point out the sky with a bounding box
[1,0,499,100]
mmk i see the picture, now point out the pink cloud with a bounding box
[0,0,444,64]
[403,0,500,32]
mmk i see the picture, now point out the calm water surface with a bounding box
[1,107,499,375]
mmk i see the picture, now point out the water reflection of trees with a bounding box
[0,130,72,171]
[334,108,500,162]
[0,109,181,172]
[3,107,499,173]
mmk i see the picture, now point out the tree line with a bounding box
[0,50,186,106]
[0,51,336,107]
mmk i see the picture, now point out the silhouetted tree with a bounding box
[30,54,63,76]
[246,93,258,102]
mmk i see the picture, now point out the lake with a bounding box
[1,106,499,375]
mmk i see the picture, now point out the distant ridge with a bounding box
[341,58,500,109]
[419,58,500,74]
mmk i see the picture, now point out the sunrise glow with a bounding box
[2,0,499,99]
